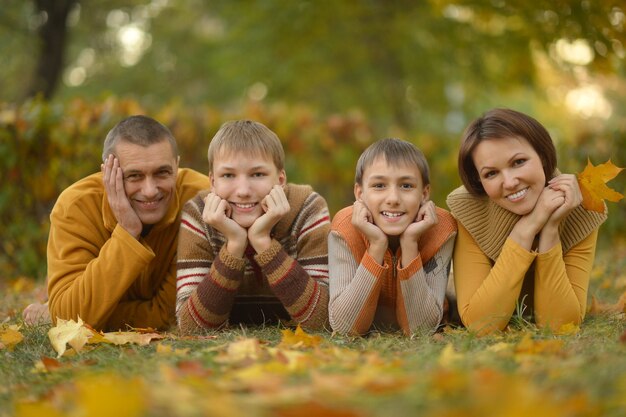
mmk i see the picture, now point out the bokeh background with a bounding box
[1,0,625,281]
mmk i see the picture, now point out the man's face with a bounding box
[114,140,179,225]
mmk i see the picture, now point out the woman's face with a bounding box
[471,136,546,215]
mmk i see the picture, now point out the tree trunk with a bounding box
[24,0,77,100]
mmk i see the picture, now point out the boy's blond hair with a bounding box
[207,120,285,174]
[355,138,430,186]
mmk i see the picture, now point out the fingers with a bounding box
[261,185,290,215]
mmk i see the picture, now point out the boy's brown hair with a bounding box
[355,138,430,186]
[207,120,285,174]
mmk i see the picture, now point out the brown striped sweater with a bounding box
[176,184,330,334]
[328,206,457,336]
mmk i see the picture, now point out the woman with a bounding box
[447,108,607,335]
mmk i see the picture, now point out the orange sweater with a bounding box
[328,206,457,336]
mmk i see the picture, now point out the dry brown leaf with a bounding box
[588,292,626,316]
[577,159,624,212]
[98,331,164,346]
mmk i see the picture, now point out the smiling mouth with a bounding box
[382,211,404,218]
[506,188,528,201]
[232,202,257,209]
[136,198,163,208]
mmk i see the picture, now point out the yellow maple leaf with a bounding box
[279,325,322,348]
[577,159,624,213]
[0,325,24,351]
[48,317,94,357]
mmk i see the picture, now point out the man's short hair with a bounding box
[355,138,430,186]
[207,120,285,174]
[102,115,178,162]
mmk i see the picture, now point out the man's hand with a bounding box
[202,192,248,257]
[248,185,290,253]
[352,199,387,264]
[102,155,142,238]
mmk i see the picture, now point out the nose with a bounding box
[384,187,400,205]
[142,176,159,198]
[235,177,251,197]
[502,170,519,190]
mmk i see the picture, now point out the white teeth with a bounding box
[382,211,403,218]
[507,188,528,200]
[234,203,255,209]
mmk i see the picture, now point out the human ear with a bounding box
[354,183,363,201]
[278,169,287,186]
[422,184,431,203]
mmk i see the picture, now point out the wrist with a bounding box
[249,235,272,254]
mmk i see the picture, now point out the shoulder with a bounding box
[285,183,329,219]
[53,173,104,216]
[331,206,354,231]
[176,168,210,203]
[434,206,457,235]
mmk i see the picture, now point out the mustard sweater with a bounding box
[446,185,607,335]
[47,168,208,331]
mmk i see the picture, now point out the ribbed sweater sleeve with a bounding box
[533,229,598,329]
[259,190,330,330]
[454,223,536,335]
[176,195,246,333]
[396,236,455,334]
[328,230,386,336]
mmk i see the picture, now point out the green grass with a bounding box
[1,247,626,417]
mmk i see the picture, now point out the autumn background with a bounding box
[2,1,626,416]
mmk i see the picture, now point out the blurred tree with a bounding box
[25,0,78,99]
[1,1,624,133]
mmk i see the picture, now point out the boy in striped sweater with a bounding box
[329,138,457,336]
[176,120,330,333]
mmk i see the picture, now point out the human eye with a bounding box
[400,183,415,190]
[156,169,173,178]
[221,173,235,178]
[512,158,527,167]
[483,170,497,179]
[252,171,267,178]
[370,183,385,189]
[124,173,142,182]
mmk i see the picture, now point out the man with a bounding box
[46,115,208,330]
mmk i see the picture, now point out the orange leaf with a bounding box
[577,159,624,212]
[279,325,322,348]
[587,292,626,315]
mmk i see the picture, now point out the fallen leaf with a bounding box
[0,324,24,351]
[438,343,463,367]
[555,322,580,335]
[98,331,164,346]
[274,401,365,417]
[40,356,62,371]
[215,338,266,364]
[279,325,322,348]
[514,333,564,356]
[577,159,624,212]
[48,317,94,357]
[156,343,190,356]
[588,292,626,315]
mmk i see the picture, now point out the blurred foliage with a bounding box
[0,96,460,281]
[1,1,626,280]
